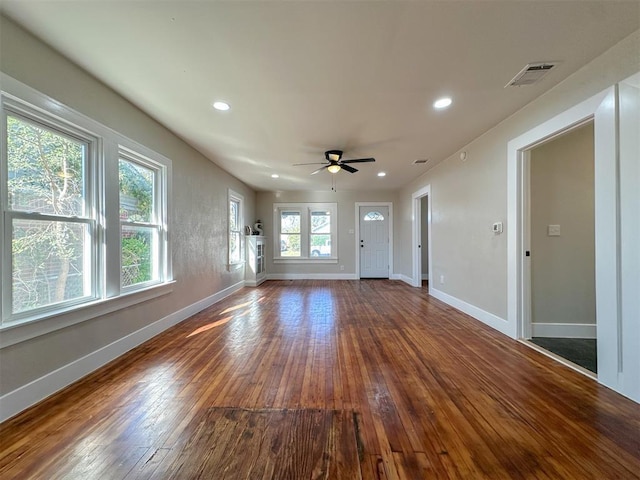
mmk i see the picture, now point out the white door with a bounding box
[359,206,389,278]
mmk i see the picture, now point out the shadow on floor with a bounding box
[530,337,597,374]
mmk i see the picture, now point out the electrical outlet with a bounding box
[440,275,445,284]
[340,265,345,271]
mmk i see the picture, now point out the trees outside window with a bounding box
[6,114,93,314]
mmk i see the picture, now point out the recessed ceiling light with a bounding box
[433,97,452,109]
[271,174,279,178]
[377,172,386,177]
[213,101,230,111]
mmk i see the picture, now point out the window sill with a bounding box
[0,281,175,349]
[227,262,245,272]
[273,258,338,264]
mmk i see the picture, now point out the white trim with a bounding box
[507,87,612,340]
[0,281,175,348]
[411,186,431,288]
[430,287,511,337]
[396,274,413,285]
[421,274,429,280]
[0,280,245,423]
[354,202,393,279]
[530,323,597,339]
[267,273,357,281]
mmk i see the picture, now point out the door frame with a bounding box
[411,185,432,288]
[355,202,393,279]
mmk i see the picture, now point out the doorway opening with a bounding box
[411,185,431,289]
[524,121,597,374]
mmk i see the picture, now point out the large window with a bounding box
[1,77,171,334]
[274,203,337,261]
[5,113,96,316]
[228,189,244,266]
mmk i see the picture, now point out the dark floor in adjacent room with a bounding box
[530,337,597,374]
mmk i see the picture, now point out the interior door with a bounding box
[359,206,389,278]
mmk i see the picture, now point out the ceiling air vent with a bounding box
[505,62,557,87]
[413,159,429,165]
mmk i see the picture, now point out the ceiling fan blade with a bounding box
[310,165,328,175]
[340,157,375,164]
[293,162,328,166]
[341,164,358,173]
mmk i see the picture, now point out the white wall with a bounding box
[0,17,256,417]
[530,123,596,336]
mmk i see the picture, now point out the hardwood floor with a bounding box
[1,280,639,479]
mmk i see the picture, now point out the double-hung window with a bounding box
[228,189,244,267]
[1,76,172,337]
[4,108,98,319]
[274,203,337,262]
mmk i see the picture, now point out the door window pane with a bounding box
[7,115,86,216]
[12,219,90,313]
[364,212,384,221]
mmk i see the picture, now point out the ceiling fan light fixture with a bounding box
[327,164,341,174]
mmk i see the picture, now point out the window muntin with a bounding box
[119,156,162,289]
[4,112,96,318]
[228,190,244,266]
[274,203,337,261]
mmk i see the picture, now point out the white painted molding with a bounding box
[397,274,414,286]
[267,273,357,280]
[421,274,429,280]
[0,281,245,423]
[530,323,597,339]
[429,288,511,337]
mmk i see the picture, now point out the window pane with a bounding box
[229,199,239,232]
[12,219,90,314]
[311,211,330,233]
[119,159,154,223]
[280,211,300,233]
[230,231,241,264]
[310,235,331,257]
[7,115,86,216]
[364,211,384,221]
[121,225,157,287]
[280,234,300,256]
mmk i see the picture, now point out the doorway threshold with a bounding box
[518,339,597,380]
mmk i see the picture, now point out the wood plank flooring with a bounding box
[1,280,639,479]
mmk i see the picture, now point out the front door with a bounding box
[359,206,389,278]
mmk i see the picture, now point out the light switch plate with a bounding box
[548,224,561,236]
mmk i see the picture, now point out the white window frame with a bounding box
[119,147,168,291]
[228,189,244,269]
[0,74,173,348]
[273,202,337,263]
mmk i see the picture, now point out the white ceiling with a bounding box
[2,1,638,192]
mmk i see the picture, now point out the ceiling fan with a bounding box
[294,150,375,175]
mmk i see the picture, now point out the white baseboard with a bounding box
[531,322,596,339]
[0,281,245,423]
[421,274,429,280]
[397,274,414,286]
[429,287,512,337]
[267,273,357,280]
